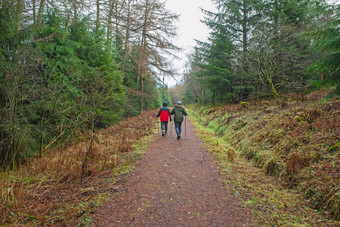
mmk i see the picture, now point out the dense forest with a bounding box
[0,0,175,167]
[180,0,339,105]
[0,0,339,225]
[1,0,339,165]
[175,0,340,221]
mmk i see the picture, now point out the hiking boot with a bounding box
[177,135,180,139]
[162,131,165,136]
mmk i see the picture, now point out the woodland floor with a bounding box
[92,119,251,226]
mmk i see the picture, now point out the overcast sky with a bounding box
[164,0,339,87]
[165,0,215,87]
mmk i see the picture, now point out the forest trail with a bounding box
[94,119,251,226]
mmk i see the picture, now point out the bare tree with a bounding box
[246,24,309,100]
[121,0,133,71]
[130,0,179,112]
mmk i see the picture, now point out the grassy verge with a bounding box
[0,110,157,226]
[189,91,339,226]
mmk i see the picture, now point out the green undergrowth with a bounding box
[189,91,339,225]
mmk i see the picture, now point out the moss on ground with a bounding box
[189,91,339,225]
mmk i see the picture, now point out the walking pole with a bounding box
[170,120,172,135]
[158,120,160,135]
[185,116,187,137]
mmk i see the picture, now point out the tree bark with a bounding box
[121,0,132,72]
[242,0,248,52]
[141,77,144,113]
[139,0,149,112]
[320,53,323,80]
[73,0,78,23]
[37,0,46,25]
[96,0,100,30]
[33,0,36,23]
[107,0,115,41]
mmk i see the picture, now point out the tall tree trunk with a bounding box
[121,0,132,72]
[242,0,248,52]
[96,0,100,30]
[37,0,46,25]
[273,0,279,37]
[16,0,24,29]
[139,0,149,112]
[268,75,279,100]
[39,113,45,157]
[107,0,115,41]
[115,0,119,39]
[320,52,324,80]
[212,90,215,105]
[73,0,78,23]
[33,0,36,23]
[140,78,144,113]
[240,0,249,100]
[137,50,141,87]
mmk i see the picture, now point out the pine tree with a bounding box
[308,3,340,95]
[195,21,237,103]
[69,18,125,129]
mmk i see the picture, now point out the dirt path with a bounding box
[94,119,251,226]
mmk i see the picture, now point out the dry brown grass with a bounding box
[0,110,157,226]
[189,90,339,222]
[191,116,331,226]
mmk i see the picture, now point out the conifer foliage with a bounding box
[182,0,339,104]
[0,0,178,167]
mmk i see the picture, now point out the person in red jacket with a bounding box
[156,102,172,136]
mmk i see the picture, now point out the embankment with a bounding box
[189,91,339,223]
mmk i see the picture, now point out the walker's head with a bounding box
[163,102,168,107]
[176,101,182,105]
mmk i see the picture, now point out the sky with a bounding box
[164,0,216,87]
[164,0,339,87]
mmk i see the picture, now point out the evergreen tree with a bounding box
[158,85,173,107]
[69,18,125,129]
[0,1,36,166]
[195,22,237,103]
[183,0,334,102]
[307,4,340,95]
[248,0,327,99]
[0,0,179,168]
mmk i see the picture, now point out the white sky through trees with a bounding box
[164,0,339,87]
[165,0,215,87]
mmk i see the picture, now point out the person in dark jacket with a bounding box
[170,101,187,139]
[156,102,172,136]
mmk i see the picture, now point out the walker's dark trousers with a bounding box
[174,122,182,136]
[161,121,168,134]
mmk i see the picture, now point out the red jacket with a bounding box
[156,107,171,122]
